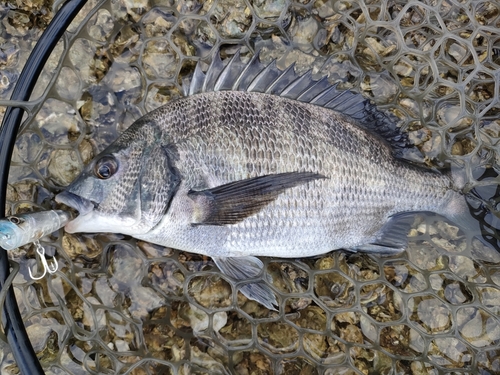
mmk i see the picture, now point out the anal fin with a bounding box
[351,213,415,254]
[213,256,277,310]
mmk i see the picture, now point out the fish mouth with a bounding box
[55,191,95,215]
[55,191,96,233]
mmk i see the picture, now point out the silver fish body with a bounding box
[134,91,461,257]
[55,53,471,308]
[58,90,463,256]
[0,210,72,250]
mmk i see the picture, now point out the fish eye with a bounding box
[94,155,118,180]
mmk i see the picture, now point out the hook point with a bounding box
[28,241,58,281]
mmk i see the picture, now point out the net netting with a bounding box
[1,0,500,373]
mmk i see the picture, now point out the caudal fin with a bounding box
[444,161,500,255]
[465,191,500,254]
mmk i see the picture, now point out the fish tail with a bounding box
[446,163,500,253]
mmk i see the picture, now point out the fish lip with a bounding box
[55,191,95,216]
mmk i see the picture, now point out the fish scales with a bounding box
[128,90,453,257]
[55,52,475,308]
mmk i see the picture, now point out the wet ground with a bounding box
[1,0,500,374]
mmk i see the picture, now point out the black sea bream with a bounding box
[56,52,474,308]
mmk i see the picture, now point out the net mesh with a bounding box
[1,0,500,374]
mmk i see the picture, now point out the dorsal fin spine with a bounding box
[296,75,329,101]
[247,60,277,92]
[214,50,241,92]
[264,62,297,95]
[189,63,206,96]
[309,84,340,106]
[232,51,262,91]
[202,53,223,93]
[281,70,313,99]
[325,90,356,109]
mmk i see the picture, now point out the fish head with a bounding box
[56,121,180,236]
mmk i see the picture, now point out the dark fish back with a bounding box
[181,50,410,152]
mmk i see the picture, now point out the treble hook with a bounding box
[29,241,58,281]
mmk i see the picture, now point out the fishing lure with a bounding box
[0,210,72,279]
[0,210,72,250]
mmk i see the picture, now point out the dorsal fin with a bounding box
[183,50,409,150]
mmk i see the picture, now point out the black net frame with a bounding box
[0,1,89,373]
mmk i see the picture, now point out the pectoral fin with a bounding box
[188,172,326,225]
[213,256,278,310]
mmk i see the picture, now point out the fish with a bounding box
[55,51,482,309]
[0,210,72,250]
